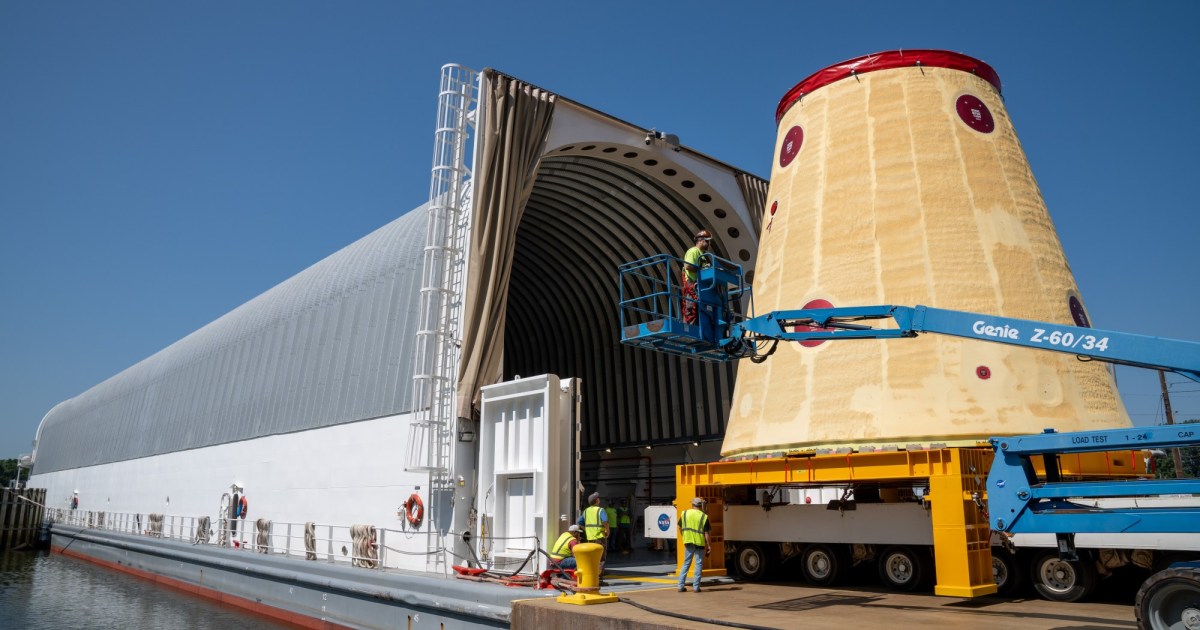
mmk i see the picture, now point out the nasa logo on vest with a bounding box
[657,513,671,531]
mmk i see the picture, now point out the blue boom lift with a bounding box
[619,253,1200,629]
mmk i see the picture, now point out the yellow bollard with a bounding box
[556,542,618,605]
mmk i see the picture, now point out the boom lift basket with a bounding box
[618,253,750,362]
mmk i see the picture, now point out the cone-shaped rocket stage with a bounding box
[723,50,1130,457]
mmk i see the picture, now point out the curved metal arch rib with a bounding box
[504,155,736,450]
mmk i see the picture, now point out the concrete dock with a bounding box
[512,580,1137,630]
[46,527,1143,629]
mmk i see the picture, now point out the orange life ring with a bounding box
[403,494,424,528]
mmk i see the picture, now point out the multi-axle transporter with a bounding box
[619,254,1200,626]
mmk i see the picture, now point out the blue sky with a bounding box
[1,2,1198,458]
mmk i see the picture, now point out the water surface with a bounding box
[0,549,293,629]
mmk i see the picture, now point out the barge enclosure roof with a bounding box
[33,207,428,473]
[32,69,766,474]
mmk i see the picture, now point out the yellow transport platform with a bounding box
[673,447,1143,597]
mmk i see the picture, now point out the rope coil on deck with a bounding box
[195,516,211,544]
[255,518,271,554]
[350,524,377,568]
[147,513,164,538]
[304,521,317,560]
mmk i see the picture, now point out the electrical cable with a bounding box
[535,547,576,594]
[750,338,778,364]
[618,596,780,630]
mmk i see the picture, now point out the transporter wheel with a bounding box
[801,544,847,586]
[1135,567,1200,630]
[992,548,1023,596]
[1031,551,1097,602]
[734,543,777,582]
[877,546,929,591]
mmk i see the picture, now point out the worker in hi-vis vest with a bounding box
[680,229,712,325]
[604,501,619,542]
[577,491,610,564]
[549,524,583,570]
[676,497,711,593]
[617,499,633,554]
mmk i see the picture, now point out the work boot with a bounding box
[677,587,686,593]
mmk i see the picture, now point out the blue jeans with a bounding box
[556,557,576,570]
[677,543,704,590]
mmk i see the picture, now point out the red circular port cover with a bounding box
[956,94,995,133]
[779,126,804,167]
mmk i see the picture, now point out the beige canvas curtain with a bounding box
[735,171,770,237]
[455,71,557,417]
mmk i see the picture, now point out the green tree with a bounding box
[1153,419,1200,479]
[0,459,18,487]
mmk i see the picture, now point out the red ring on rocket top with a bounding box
[775,50,1002,125]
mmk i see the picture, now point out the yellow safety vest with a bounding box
[550,532,575,560]
[618,508,631,525]
[583,505,606,540]
[679,508,708,547]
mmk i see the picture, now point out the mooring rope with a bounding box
[350,524,377,568]
[195,516,211,545]
[147,513,164,538]
[304,521,317,560]
[255,518,271,554]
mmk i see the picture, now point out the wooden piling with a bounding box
[0,489,11,550]
[1,487,47,551]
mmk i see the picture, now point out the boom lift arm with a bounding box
[617,255,1200,382]
[730,304,1200,382]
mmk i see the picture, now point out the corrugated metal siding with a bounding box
[33,207,428,474]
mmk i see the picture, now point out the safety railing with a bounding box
[618,253,685,326]
[46,508,553,576]
[618,252,750,330]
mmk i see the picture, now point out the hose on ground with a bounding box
[619,596,780,630]
[450,545,576,594]
[535,547,577,594]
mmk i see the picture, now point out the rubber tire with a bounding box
[801,543,847,586]
[992,548,1024,596]
[1135,567,1200,630]
[1030,551,1097,602]
[734,543,776,582]
[877,545,929,592]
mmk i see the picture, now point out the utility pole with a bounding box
[1159,370,1185,479]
